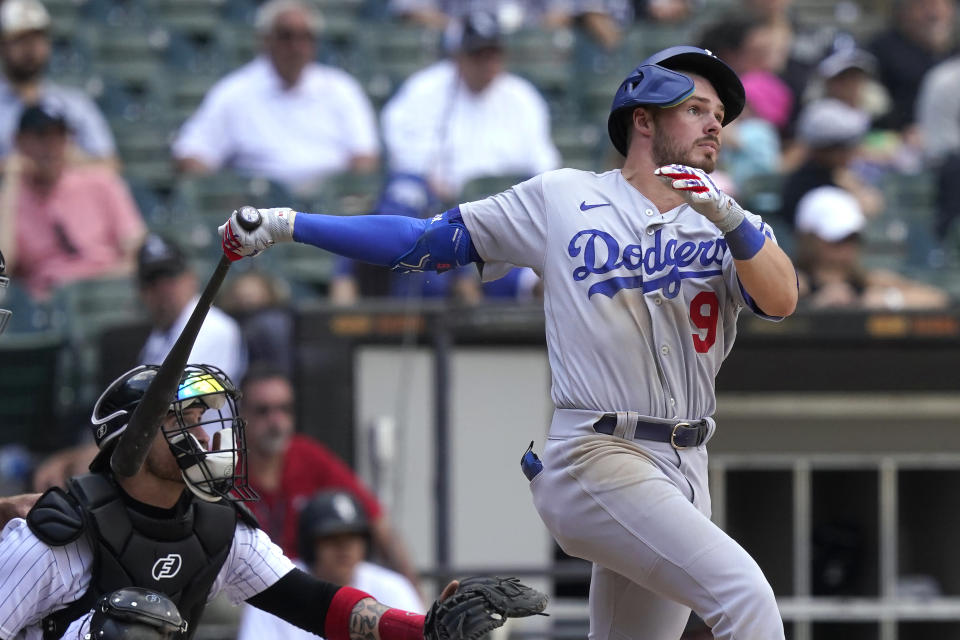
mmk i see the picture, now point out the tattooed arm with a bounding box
[246,567,458,640]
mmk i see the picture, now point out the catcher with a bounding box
[0,362,547,640]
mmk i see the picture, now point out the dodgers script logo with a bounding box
[152,554,183,580]
[568,228,725,299]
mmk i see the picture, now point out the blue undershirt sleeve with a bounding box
[291,208,480,273]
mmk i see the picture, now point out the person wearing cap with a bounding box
[794,185,948,309]
[172,0,378,193]
[916,52,960,238]
[333,11,558,304]
[237,489,424,640]
[30,233,244,491]
[136,233,246,386]
[0,103,143,300]
[219,44,798,638]
[0,0,115,162]
[780,98,884,227]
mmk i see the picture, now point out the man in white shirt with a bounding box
[238,490,425,640]
[172,0,379,193]
[381,11,559,203]
[136,234,246,385]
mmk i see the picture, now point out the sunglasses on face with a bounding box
[272,28,315,44]
[247,402,294,417]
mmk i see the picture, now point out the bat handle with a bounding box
[235,205,262,231]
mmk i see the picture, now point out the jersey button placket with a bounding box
[660,345,670,356]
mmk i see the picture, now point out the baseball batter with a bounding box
[220,46,798,639]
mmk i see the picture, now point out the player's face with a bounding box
[0,30,50,83]
[456,47,504,93]
[241,377,295,456]
[651,74,723,172]
[312,533,367,586]
[145,407,208,484]
[265,9,316,86]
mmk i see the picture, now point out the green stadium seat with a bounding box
[0,331,69,449]
[460,174,527,203]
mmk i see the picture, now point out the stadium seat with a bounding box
[0,331,69,449]
[460,174,528,203]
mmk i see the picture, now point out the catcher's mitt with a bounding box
[424,576,548,640]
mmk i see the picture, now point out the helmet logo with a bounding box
[145,593,161,603]
[151,554,183,580]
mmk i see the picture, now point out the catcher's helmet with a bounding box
[0,249,10,335]
[607,45,745,156]
[86,587,187,640]
[298,490,371,565]
[90,364,257,503]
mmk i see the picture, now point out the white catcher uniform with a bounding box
[459,167,784,640]
[0,518,294,639]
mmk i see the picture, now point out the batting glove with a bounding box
[654,164,746,233]
[219,207,296,261]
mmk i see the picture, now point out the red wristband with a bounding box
[379,608,426,640]
[325,586,373,640]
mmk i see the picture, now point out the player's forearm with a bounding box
[733,242,798,317]
[293,212,426,265]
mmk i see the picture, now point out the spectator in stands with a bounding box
[916,53,960,238]
[172,0,379,194]
[219,269,294,377]
[237,489,424,640]
[815,47,878,111]
[0,104,143,300]
[332,11,556,304]
[717,71,784,194]
[868,0,957,134]
[240,365,419,587]
[794,185,948,309]
[30,234,246,499]
[781,98,883,227]
[382,11,559,203]
[389,0,571,30]
[137,234,246,384]
[0,0,115,163]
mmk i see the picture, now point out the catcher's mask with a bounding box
[91,363,257,503]
[0,249,11,335]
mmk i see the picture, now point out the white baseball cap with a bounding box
[1,0,50,36]
[796,98,870,148]
[795,186,865,242]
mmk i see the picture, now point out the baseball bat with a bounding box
[111,206,263,477]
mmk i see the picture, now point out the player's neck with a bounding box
[620,156,686,213]
[115,470,186,509]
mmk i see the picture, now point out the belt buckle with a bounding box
[670,422,691,450]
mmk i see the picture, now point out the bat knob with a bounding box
[235,206,262,231]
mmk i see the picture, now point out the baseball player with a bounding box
[219,45,797,639]
[0,363,545,639]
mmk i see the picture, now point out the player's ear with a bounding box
[632,107,655,137]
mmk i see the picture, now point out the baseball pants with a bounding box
[529,410,784,640]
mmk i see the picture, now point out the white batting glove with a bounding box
[654,164,746,233]
[219,207,296,261]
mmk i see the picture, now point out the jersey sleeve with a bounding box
[214,523,296,605]
[0,519,92,638]
[458,174,549,281]
[722,214,786,321]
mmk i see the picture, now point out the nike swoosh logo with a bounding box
[580,201,612,211]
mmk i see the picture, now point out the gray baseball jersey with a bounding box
[460,167,778,420]
[460,167,786,640]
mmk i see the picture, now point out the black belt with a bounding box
[593,414,708,449]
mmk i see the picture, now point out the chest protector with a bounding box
[27,473,251,640]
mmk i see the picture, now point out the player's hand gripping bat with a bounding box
[110,206,263,477]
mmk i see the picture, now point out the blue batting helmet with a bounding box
[607,45,745,156]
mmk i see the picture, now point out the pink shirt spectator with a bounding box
[13,166,145,298]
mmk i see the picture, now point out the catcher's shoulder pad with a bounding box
[26,487,85,546]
